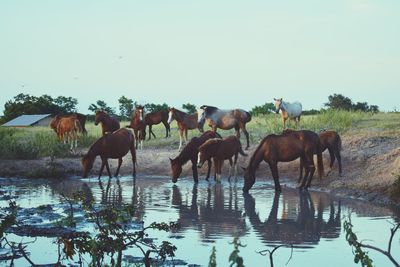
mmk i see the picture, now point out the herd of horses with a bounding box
[49,98,343,193]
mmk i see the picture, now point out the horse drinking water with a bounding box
[81,128,137,178]
[242,131,324,193]
[95,110,120,136]
[168,107,199,150]
[197,105,252,149]
[170,131,221,183]
[274,98,302,129]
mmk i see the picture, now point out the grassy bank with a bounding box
[0,110,395,160]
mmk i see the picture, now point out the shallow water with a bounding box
[0,176,399,266]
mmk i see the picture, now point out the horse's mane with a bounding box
[248,135,277,166]
[198,138,221,151]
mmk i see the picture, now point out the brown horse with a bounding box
[50,113,87,135]
[56,116,83,151]
[170,131,221,183]
[95,110,120,136]
[81,128,136,178]
[168,107,199,150]
[144,110,171,140]
[127,106,146,149]
[243,131,324,193]
[297,130,342,178]
[197,136,247,182]
[198,105,252,149]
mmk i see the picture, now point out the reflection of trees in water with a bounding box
[243,191,341,247]
[171,184,247,241]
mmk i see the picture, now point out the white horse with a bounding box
[274,98,302,129]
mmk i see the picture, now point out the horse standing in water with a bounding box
[243,131,324,193]
[81,128,136,178]
[274,98,302,129]
[50,113,88,135]
[95,110,120,136]
[197,105,252,149]
[56,116,83,151]
[170,131,221,183]
[144,110,171,140]
[168,107,199,150]
[127,106,146,150]
[197,136,247,182]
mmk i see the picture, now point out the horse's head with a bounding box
[95,110,105,125]
[197,139,219,168]
[170,157,182,183]
[167,107,175,124]
[81,154,95,178]
[273,98,283,114]
[242,166,256,193]
[135,106,145,122]
[197,108,206,132]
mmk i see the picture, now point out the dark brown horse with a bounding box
[81,128,136,178]
[197,136,247,182]
[198,105,252,149]
[56,116,83,151]
[243,131,324,193]
[50,113,87,135]
[170,131,221,183]
[127,106,146,149]
[95,110,120,136]
[144,110,170,140]
[168,107,199,150]
[297,130,342,178]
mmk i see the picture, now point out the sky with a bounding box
[0,0,399,114]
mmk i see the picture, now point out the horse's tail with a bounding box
[245,111,252,123]
[337,134,342,151]
[317,139,324,178]
[74,119,83,133]
[238,140,248,156]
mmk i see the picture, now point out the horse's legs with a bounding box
[241,126,250,149]
[216,159,223,183]
[115,158,123,177]
[103,159,112,179]
[191,159,199,183]
[178,128,184,150]
[298,158,304,183]
[150,125,156,139]
[268,161,282,192]
[283,118,287,130]
[162,121,170,138]
[304,153,316,188]
[184,129,188,145]
[148,125,152,140]
[213,158,218,182]
[205,159,212,181]
[233,152,239,178]
[326,148,335,176]
[98,161,105,178]
[130,144,136,177]
[335,148,342,176]
[228,158,233,181]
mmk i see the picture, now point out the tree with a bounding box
[182,103,197,114]
[250,102,275,116]
[325,94,353,110]
[353,102,369,112]
[144,103,169,113]
[118,96,135,120]
[88,100,116,115]
[2,93,78,122]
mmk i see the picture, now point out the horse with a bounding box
[197,136,247,182]
[170,131,221,183]
[274,98,302,129]
[242,131,324,193]
[144,110,171,140]
[56,116,83,151]
[50,113,87,135]
[297,130,342,178]
[168,107,199,150]
[81,128,136,178]
[197,105,252,149]
[95,110,120,136]
[127,106,146,150]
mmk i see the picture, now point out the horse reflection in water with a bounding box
[171,184,247,239]
[98,177,123,206]
[243,191,341,246]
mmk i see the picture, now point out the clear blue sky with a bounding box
[0,0,399,114]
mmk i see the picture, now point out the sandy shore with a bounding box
[1,130,399,207]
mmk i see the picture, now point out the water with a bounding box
[0,176,399,266]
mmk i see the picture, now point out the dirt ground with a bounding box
[1,130,399,207]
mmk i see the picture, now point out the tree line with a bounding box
[0,93,379,124]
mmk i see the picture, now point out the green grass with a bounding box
[0,110,398,160]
